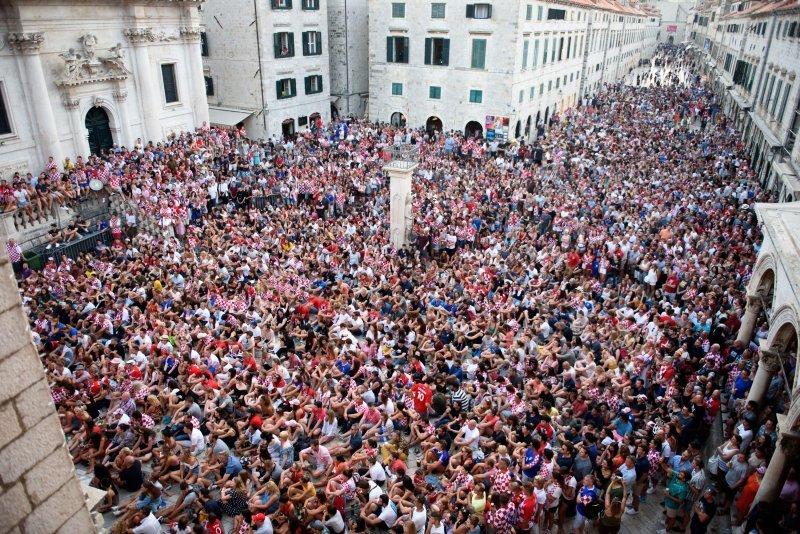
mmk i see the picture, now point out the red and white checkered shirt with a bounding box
[492,469,513,494]
[487,502,516,534]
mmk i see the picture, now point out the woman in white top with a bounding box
[320,410,339,445]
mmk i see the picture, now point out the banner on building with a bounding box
[485,115,510,142]
[666,24,678,33]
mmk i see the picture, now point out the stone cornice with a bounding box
[124,27,156,44]
[7,32,44,52]
[179,26,202,42]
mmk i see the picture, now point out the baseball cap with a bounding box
[252,513,265,523]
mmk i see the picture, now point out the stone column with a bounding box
[747,347,781,406]
[753,415,794,506]
[113,83,133,148]
[8,33,63,169]
[124,28,160,143]
[736,294,761,345]
[180,26,209,126]
[63,98,89,159]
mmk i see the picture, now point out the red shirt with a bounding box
[410,383,432,413]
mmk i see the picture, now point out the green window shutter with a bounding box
[288,33,294,56]
[290,78,296,96]
[424,37,432,65]
[318,75,323,92]
[305,76,311,94]
[274,33,281,57]
[466,4,474,18]
[441,39,450,65]
[316,32,322,55]
[402,38,409,62]
[472,39,486,69]
[487,5,492,18]
[302,32,309,55]
[286,0,292,8]
[276,79,283,98]
[522,40,528,69]
[387,36,393,62]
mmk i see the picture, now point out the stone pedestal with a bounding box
[383,144,419,250]
[386,165,415,249]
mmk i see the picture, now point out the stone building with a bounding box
[201,0,332,139]
[686,0,800,199]
[328,0,369,118]
[0,0,210,178]
[367,0,659,141]
[647,0,693,43]
[737,201,800,507]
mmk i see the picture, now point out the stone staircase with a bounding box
[107,194,160,235]
[0,194,111,250]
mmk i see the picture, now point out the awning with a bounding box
[208,107,256,127]
[748,110,783,148]
[728,88,751,111]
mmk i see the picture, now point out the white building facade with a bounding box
[368,0,659,140]
[201,0,332,139]
[0,0,209,178]
[687,0,800,200]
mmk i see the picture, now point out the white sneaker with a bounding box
[647,486,656,494]
[626,508,639,515]
[55,243,60,248]
[46,244,52,250]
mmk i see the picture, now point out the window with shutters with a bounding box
[771,80,783,116]
[547,8,566,20]
[204,75,214,96]
[301,0,319,10]
[519,90,524,103]
[543,39,548,64]
[429,86,441,99]
[533,39,539,66]
[424,37,450,66]
[777,84,792,124]
[305,75,323,94]
[471,39,486,69]
[276,78,297,99]
[392,3,405,18]
[521,40,528,69]
[0,83,12,135]
[161,63,179,104]
[386,37,409,63]
[537,6,543,20]
[200,32,209,57]
[298,116,308,126]
[274,32,295,58]
[466,4,491,19]
[303,31,322,55]
[272,0,291,9]
[391,83,403,95]
[526,5,532,20]
[558,37,564,61]
[469,89,482,103]
[529,86,535,100]
[431,3,445,18]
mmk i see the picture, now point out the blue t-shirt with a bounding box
[225,455,243,476]
[522,448,542,478]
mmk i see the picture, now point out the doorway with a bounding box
[390,112,406,127]
[465,121,483,138]
[85,107,113,155]
[515,120,521,138]
[282,118,295,139]
[426,116,443,135]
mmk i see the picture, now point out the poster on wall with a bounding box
[485,116,510,142]
[666,24,678,33]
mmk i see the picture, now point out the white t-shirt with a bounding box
[378,502,398,528]
[132,512,161,534]
[190,428,205,456]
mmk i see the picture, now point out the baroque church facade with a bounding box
[0,0,210,177]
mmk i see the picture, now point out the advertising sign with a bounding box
[485,115,510,142]
[666,24,678,33]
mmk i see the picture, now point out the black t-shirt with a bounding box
[690,499,716,534]
[119,460,144,492]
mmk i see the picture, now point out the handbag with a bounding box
[707,453,719,475]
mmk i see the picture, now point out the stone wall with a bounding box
[0,252,95,533]
[328,0,368,117]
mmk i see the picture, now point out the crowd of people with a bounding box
[11,44,798,534]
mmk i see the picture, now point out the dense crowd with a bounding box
[11,45,799,534]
